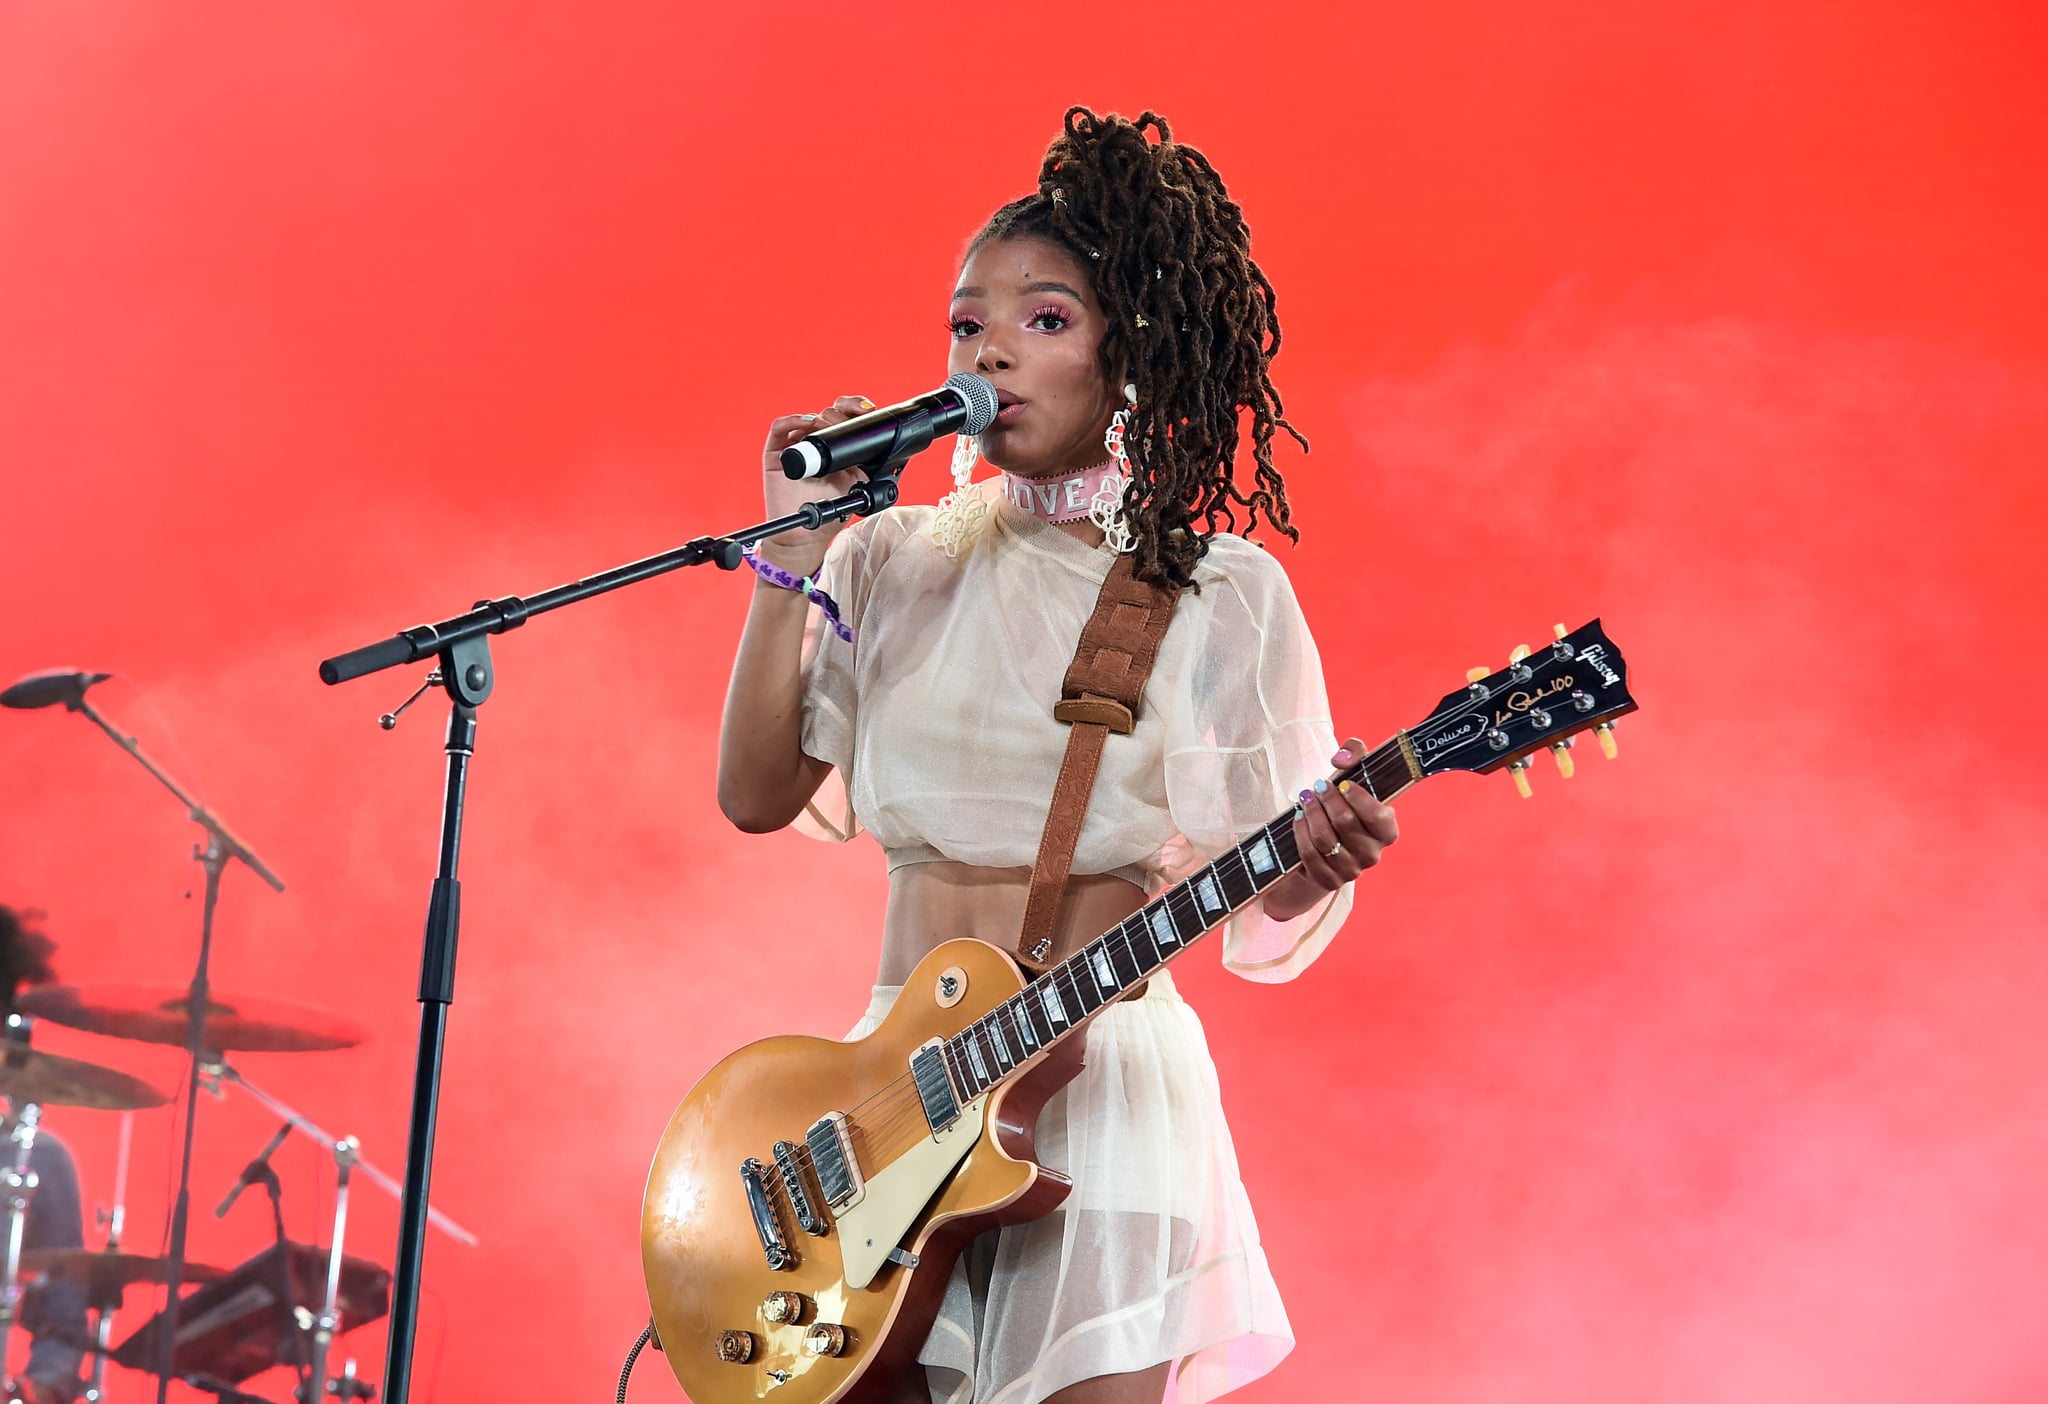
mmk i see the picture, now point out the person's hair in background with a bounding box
[0,904,59,1013]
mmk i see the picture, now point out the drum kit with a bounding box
[0,671,475,1403]
[1,982,472,1404]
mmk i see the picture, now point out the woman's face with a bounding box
[947,236,1119,478]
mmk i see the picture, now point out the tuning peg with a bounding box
[1595,721,1619,759]
[1508,758,1533,798]
[1466,666,1490,683]
[1509,644,1531,663]
[1553,623,1568,640]
[1550,739,1575,778]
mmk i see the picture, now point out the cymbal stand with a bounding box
[56,692,285,1404]
[0,1103,43,1366]
[300,1139,355,1404]
[84,1110,135,1404]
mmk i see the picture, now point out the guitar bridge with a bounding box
[739,1157,793,1271]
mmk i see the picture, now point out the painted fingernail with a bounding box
[1298,789,1313,805]
[1334,749,1355,764]
[1313,779,1330,794]
[859,397,876,410]
[800,413,820,421]
[1338,780,1352,794]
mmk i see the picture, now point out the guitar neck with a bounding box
[939,732,1421,1102]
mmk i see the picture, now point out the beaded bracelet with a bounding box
[742,547,854,643]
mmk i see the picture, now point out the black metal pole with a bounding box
[381,637,485,1404]
[153,838,225,1404]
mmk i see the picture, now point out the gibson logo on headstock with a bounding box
[1494,674,1574,727]
[1578,645,1620,688]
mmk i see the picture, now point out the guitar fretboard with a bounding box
[939,734,1417,1102]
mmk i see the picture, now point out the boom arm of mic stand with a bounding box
[66,698,285,891]
[318,473,901,688]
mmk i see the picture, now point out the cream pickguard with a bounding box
[836,1095,985,1289]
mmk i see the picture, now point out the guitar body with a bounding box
[642,938,1084,1404]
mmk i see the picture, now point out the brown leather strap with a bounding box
[1016,555,1180,972]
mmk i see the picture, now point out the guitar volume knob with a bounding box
[762,1291,807,1324]
[804,1323,848,1357]
[716,1330,756,1364]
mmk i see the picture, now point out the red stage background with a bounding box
[4,3,2045,1401]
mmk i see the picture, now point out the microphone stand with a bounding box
[318,468,907,1404]
[53,692,285,1404]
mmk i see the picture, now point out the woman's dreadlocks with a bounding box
[970,107,1307,588]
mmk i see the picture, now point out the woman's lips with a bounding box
[992,401,1027,427]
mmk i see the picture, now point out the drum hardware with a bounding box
[18,1250,229,1293]
[1,1105,45,1351]
[14,986,368,1056]
[110,1241,390,1390]
[2,669,287,1404]
[198,1054,473,1403]
[86,1109,134,1404]
[215,1125,315,1398]
[0,1043,170,1114]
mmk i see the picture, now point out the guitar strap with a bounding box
[1016,554,1181,975]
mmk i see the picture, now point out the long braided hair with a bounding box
[970,107,1307,588]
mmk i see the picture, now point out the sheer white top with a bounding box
[794,482,1349,982]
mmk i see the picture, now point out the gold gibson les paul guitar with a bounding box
[641,620,1638,1403]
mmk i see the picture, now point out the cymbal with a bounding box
[0,1044,169,1111]
[19,1248,227,1292]
[14,985,368,1053]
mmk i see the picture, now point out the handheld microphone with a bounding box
[780,373,999,480]
[214,1119,294,1218]
[1,669,112,710]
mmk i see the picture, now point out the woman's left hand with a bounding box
[1262,737,1399,921]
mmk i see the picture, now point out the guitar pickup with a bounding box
[804,1111,865,1213]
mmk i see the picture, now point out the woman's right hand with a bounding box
[756,395,875,573]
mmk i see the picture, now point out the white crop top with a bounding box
[794,482,1351,983]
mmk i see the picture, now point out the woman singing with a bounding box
[717,107,1399,1404]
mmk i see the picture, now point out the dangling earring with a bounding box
[1091,383,1138,554]
[931,433,988,558]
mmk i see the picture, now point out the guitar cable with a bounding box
[615,1319,657,1404]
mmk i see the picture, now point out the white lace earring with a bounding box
[930,433,988,558]
[1091,382,1138,554]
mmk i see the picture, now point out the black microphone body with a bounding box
[1,669,112,710]
[214,1119,294,1218]
[780,372,999,480]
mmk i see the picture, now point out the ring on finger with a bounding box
[1324,841,1343,859]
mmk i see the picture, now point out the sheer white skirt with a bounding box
[843,969,1293,1404]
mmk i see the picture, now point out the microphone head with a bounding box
[946,372,1000,436]
[0,669,112,711]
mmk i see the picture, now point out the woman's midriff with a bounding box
[878,861,1148,988]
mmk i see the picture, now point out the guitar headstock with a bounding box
[1403,619,1637,797]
